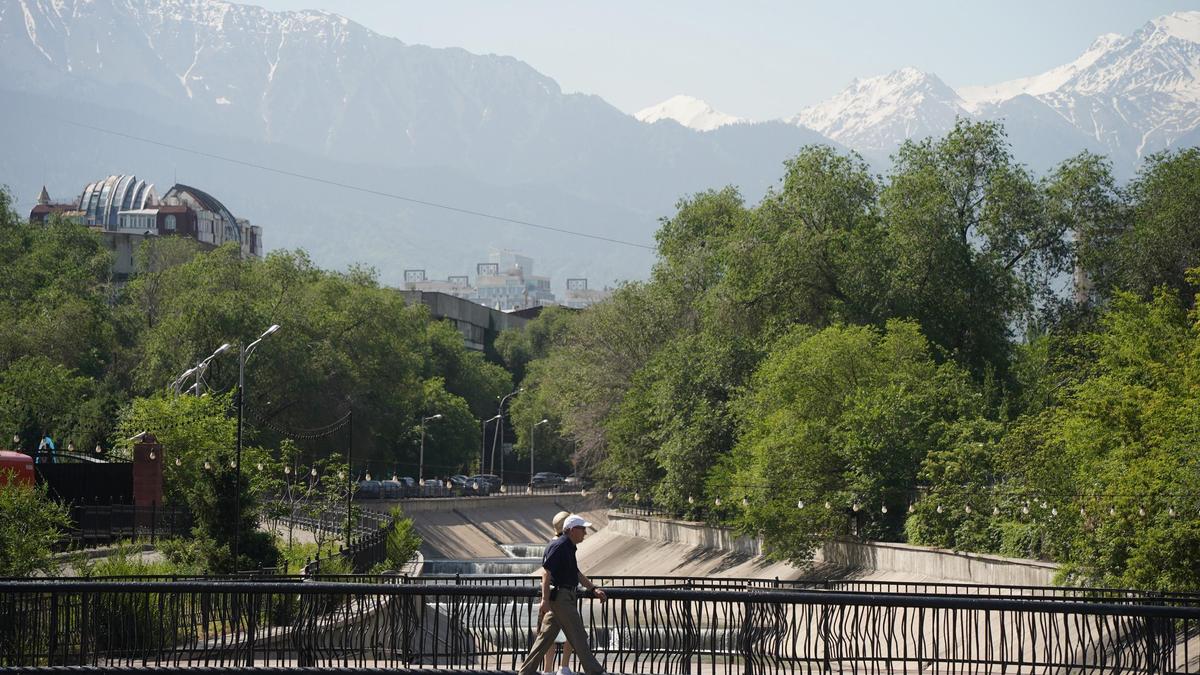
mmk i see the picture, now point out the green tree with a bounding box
[0,476,72,577]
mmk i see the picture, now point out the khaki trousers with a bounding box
[517,588,603,675]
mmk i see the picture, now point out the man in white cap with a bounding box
[518,513,607,675]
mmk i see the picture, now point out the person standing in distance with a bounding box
[544,511,576,674]
[518,514,606,675]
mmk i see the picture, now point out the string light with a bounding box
[256,463,263,471]
[634,492,641,502]
[936,504,943,514]
[284,466,291,474]
[1080,507,1086,517]
[688,495,694,505]
[204,461,211,470]
[881,505,888,514]
[852,502,860,512]
[1169,507,1176,518]
[907,504,915,514]
[964,505,972,514]
[175,458,182,466]
[1022,504,1029,515]
[993,506,1000,516]
[1051,507,1058,516]
[1109,506,1116,516]
[1138,506,1145,517]
[715,497,722,506]
[742,497,749,507]
[148,451,156,460]
[797,500,805,509]
[824,501,831,510]
[606,491,613,501]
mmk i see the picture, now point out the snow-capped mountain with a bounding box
[789,67,970,158]
[635,95,745,132]
[784,11,1200,174]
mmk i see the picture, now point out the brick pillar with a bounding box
[132,435,163,508]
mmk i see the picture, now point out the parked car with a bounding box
[532,471,565,486]
[355,479,382,500]
[380,479,404,499]
[471,474,502,492]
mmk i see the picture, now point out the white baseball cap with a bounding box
[562,514,592,531]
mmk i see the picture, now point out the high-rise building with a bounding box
[470,250,554,310]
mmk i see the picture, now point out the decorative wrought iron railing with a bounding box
[0,580,1197,673]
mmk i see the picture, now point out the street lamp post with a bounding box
[481,414,501,474]
[492,388,523,481]
[419,414,443,484]
[529,418,548,490]
[232,324,280,566]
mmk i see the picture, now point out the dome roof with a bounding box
[163,184,242,245]
[77,175,156,228]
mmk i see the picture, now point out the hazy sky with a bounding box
[254,1,1196,120]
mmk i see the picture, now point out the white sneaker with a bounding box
[558,667,575,675]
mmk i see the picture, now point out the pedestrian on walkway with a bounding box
[543,510,575,675]
[518,513,606,675]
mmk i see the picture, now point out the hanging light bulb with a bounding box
[148,451,156,460]
[1021,505,1029,515]
[229,460,236,469]
[1169,507,1176,518]
[993,506,1000,516]
[392,475,399,482]
[606,491,613,500]
[964,505,972,514]
[256,463,263,471]
[881,505,888,514]
[1138,506,1145,517]
[95,444,102,454]
[715,497,722,506]
[907,503,914,514]
[742,497,749,507]
[824,501,832,510]
[797,500,805,509]
[311,468,318,477]
[581,489,588,497]
[175,458,182,467]
[852,502,860,512]
[284,466,291,474]
[688,495,695,505]
[1041,501,1048,510]
[1079,507,1086,517]
[204,461,211,471]
[365,472,372,481]
[1109,506,1116,516]
[634,492,641,502]
[338,471,346,480]
[936,504,943,514]
[1051,507,1058,516]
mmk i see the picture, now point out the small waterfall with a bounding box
[501,543,547,558]
[422,558,542,575]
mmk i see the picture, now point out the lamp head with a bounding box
[261,324,281,338]
[213,343,232,356]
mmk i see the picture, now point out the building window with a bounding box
[165,215,176,231]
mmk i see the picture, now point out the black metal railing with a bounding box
[299,509,394,575]
[1,580,1198,673]
[61,503,193,550]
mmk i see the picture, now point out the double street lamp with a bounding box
[179,325,280,567]
[419,413,443,484]
[492,388,524,481]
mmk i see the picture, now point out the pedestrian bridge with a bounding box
[0,577,1197,673]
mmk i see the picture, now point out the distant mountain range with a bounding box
[2,1,1197,287]
[646,12,1200,175]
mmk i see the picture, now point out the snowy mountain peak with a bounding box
[789,67,967,152]
[1148,11,1200,43]
[634,94,744,132]
[958,31,1128,108]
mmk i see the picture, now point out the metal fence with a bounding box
[1,579,1198,673]
[298,509,395,576]
[61,503,192,550]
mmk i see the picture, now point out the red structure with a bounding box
[0,451,36,486]
[132,435,164,507]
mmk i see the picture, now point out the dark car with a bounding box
[470,474,501,493]
[380,479,403,499]
[355,479,382,500]
[532,471,565,486]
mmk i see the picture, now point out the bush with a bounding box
[0,474,71,577]
[385,513,421,570]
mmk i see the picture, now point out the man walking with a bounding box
[518,513,607,675]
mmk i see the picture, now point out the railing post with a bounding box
[47,590,59,665]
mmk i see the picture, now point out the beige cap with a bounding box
[552,510,570,534]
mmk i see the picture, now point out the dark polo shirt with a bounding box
[542,533,579,589]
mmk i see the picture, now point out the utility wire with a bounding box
[53,116,658,251]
